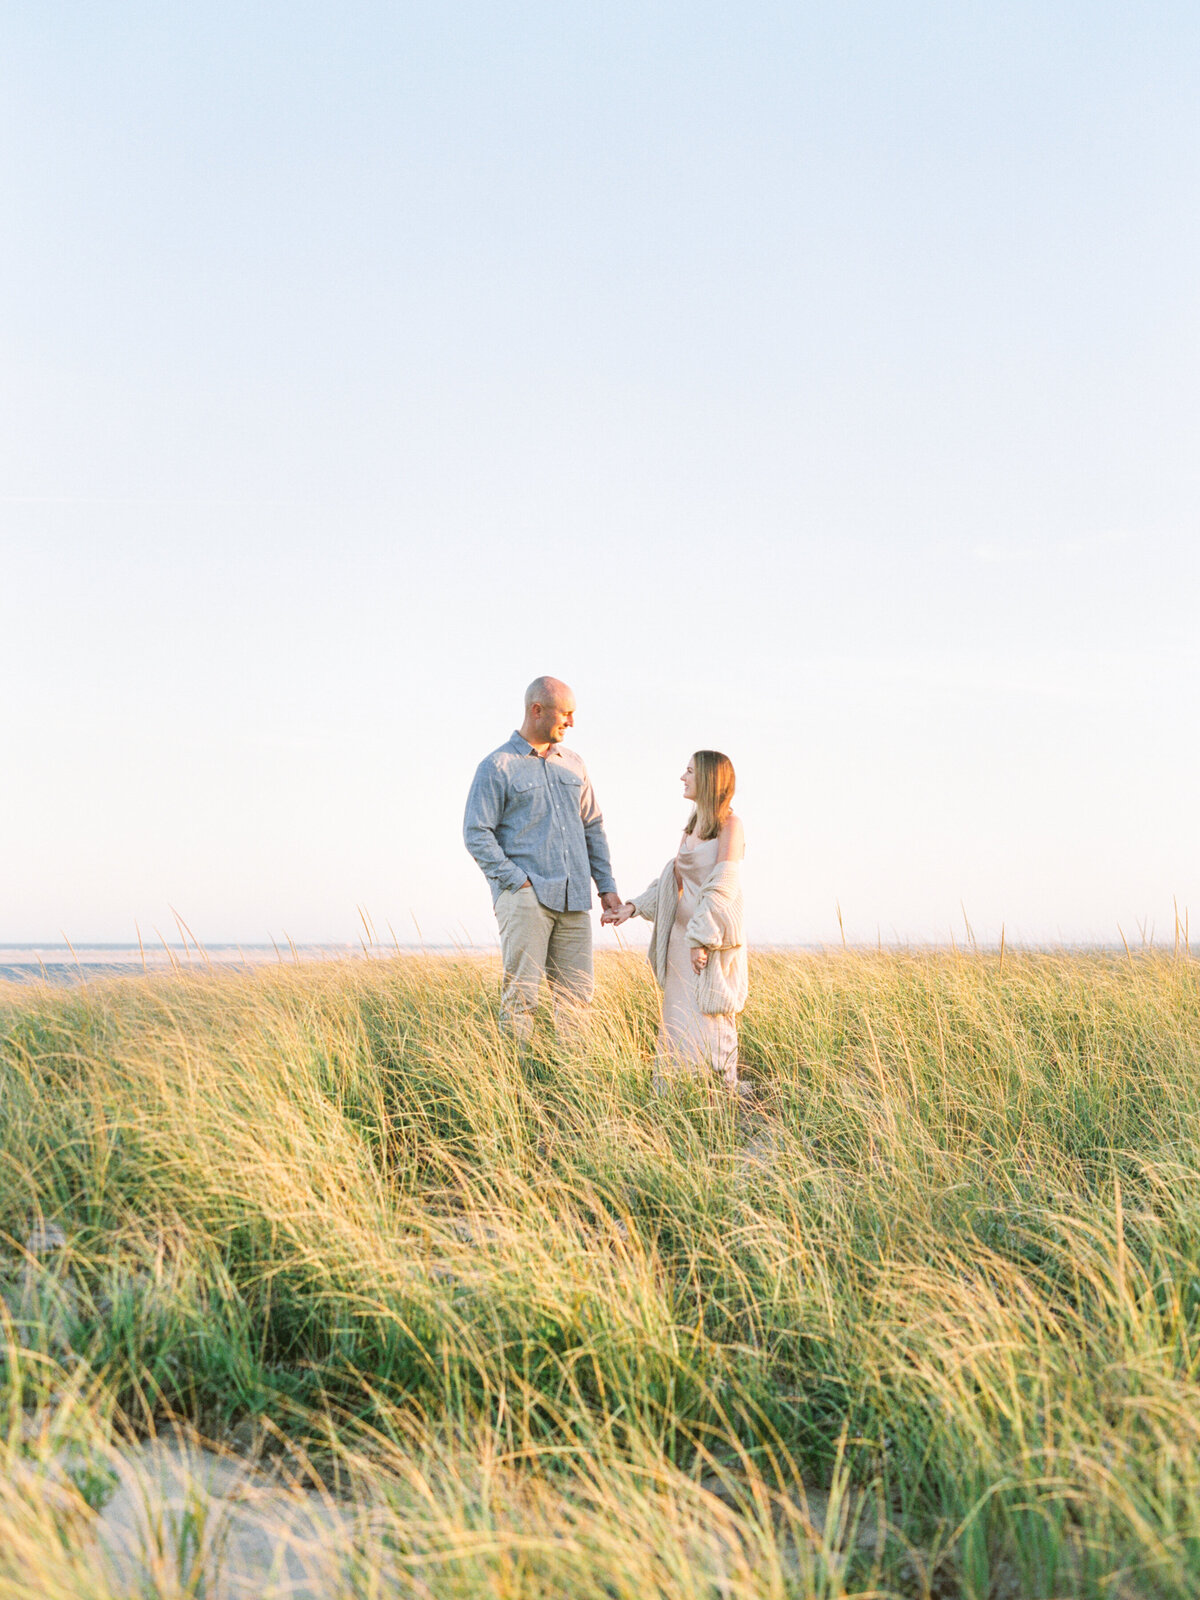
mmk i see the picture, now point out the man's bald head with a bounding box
[524,675,573,713]
[520,676,577,751]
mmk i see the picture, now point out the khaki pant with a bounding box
[494,885,593,1040]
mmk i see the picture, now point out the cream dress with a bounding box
[656,833,739,1086]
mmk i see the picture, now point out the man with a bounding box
[464,676,622,1038]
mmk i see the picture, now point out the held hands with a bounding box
[601,898,636,927]
[690,946,709,974]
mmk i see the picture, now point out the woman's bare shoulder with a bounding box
[717,812,745,861]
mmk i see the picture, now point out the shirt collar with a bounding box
[509,730,560,760]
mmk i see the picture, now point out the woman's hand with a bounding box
[691,946,709,974]
[602,901,636,926]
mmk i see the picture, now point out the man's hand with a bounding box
[691,946,710,974]
[599,892,623,915]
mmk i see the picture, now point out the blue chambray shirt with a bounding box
[463,732,618,912]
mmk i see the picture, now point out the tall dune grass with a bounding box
[2,948,1199,1596]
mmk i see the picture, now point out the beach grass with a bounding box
[2,946,1200,1597]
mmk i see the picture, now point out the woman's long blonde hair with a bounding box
[686,750,736,841]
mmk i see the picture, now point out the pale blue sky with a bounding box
[2,3,1197,946]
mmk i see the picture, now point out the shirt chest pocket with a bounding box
[552,768,583,807]
[508,771,549,820]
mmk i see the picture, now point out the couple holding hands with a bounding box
[464,676,748,1087]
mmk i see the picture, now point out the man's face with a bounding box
[531,694,576,744]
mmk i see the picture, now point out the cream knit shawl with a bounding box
[630,857,749,1017]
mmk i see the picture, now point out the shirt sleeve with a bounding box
[463,760,528,894]
[578,768,618,898]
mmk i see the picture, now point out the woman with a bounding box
[603,750,748,1087]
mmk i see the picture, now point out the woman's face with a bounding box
[681,758,697,800]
